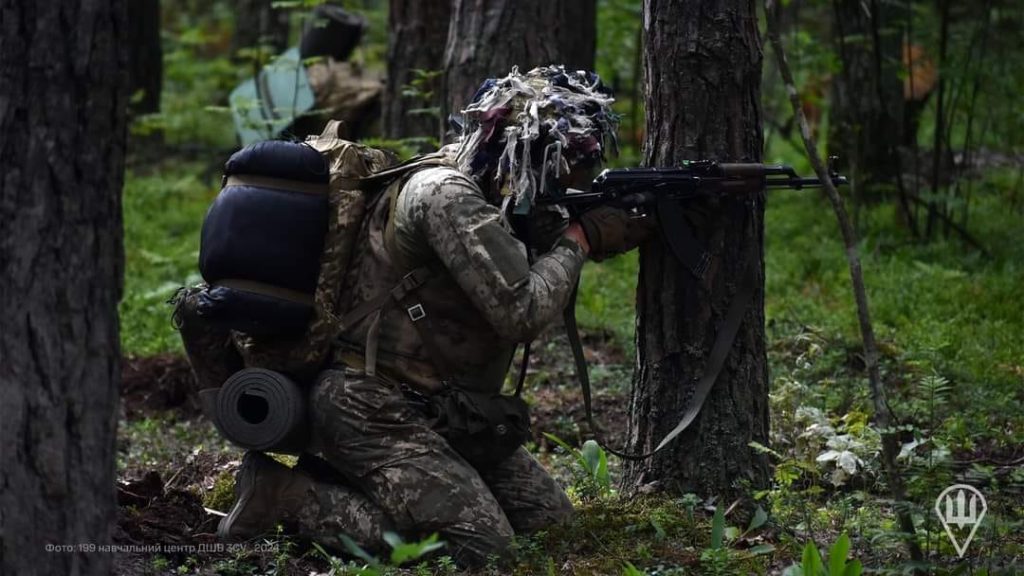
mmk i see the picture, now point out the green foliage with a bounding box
[783,534,863,576]
[577,251,639,354]
[543,434,613,501]
[314,532,446,575]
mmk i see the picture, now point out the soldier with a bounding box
[214,66,647,567]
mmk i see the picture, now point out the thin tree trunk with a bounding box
[926,0,950,240]
[0,1,128,574]
[232,0,291,66]
[383,0,451,145]
[622,0,770,505]
[764,1,923,562]
[828,0,904,212]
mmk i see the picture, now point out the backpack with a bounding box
[193,120,443,380]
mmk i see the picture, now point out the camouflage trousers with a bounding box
[291,367,573,567]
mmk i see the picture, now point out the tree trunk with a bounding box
[828,0,904,204]
[622,0,770,503]
[558,0,597,72]
[128,0,163,115]
[383,0,451,145]
[232,0,291,64]
[441,0,590,140]
[0,1,128,575]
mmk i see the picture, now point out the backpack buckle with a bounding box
[407,304,426,322]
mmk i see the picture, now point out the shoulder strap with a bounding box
[335,152,450,191]
[569,246,757,461]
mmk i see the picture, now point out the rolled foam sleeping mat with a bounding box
[209,368,309,454]
[195,285,313,336]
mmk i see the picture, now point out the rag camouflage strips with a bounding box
[454,65,620,216]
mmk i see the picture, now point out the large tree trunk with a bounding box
[0,1,128,574]
[828,0,904,205]
[441,0,595,139]
[128,0,162,115]
[622,0,770,503]
[383,0,451,145]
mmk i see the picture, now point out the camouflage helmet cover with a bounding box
[454,65,619,213]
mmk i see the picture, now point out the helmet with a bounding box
[454,65,619,214]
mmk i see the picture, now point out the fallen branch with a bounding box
[764,1,923,563]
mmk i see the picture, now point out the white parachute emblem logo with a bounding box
[934,484,987,558]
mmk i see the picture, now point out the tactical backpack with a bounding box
[193,120,443,379]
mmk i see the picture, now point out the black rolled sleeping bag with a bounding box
[198,141,329,335]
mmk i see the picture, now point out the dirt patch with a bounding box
[113,470,327,576]
[518,328,633,449]
[116,475,217,546]
[121,354,200,418]
[530,385,630,449]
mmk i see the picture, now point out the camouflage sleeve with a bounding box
[398,168,586,342]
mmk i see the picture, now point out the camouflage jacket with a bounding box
[333,166,586,394]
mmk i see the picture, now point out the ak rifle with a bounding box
[539,160,848,213]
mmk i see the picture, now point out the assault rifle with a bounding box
[539,160,847,211]
[537,160,848,279]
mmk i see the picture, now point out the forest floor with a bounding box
[113,326,644,576]
[113,156,1024,575]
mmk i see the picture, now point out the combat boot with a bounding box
[217,451,313,540]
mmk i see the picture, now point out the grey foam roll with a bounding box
[211,368,309,454]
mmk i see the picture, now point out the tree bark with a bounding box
[0,1,128,574]
[127,0,162,115]
[558,0,597,72]
[622,0,770,503]
[441,0,594,140]
[383,0,451,144]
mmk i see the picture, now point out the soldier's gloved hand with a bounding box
[577,206,654,261]
[527,204,570,253]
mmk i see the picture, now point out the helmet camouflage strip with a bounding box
[454,65,619,214]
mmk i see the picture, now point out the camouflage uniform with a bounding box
[291,165,585,566]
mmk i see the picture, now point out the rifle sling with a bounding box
[656,196,711,280]
[567,248,757,461]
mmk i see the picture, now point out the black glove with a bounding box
[577,206,656,261]
[525,205,570,253]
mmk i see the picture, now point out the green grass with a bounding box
[120,163,218,356]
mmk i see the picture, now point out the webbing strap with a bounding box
[336,266,436,377]
[568,249,757,461]
[334,153,450,190]
[224,175,329,196]
[215,278,314,305]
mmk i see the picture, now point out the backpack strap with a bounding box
[334,152,450,191]
[337,265,437,377]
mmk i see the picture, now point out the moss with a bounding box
[203,470,236,512]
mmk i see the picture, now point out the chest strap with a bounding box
[338,266,436,377]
